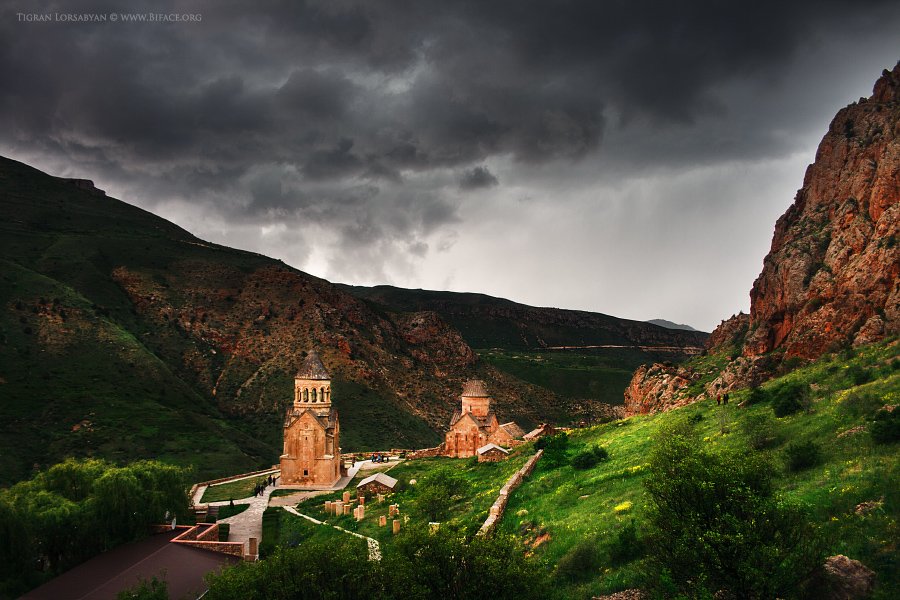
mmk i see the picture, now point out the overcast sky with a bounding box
[2,1,898,331]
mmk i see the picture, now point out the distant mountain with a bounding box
[339,285,708,351]
[645,319,701,332]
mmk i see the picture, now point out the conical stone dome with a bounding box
[296,350,330,380]
[461,379,489,397]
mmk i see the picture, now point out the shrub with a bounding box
[840,389,882,417]
[644,423,823,598]
[687,413,704,424]
[117,576,168,600]
[571,445,609,470]
[785,440,822,472]
[745,386,769,406]
[847,365,872,386]
[741,413,779,450]
[608,519,643,566]
[870,409,900,444]
[538,433,569,469]
[556,537,600,581]
[772,381,810,417]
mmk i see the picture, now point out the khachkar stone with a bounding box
[279,350,342,488]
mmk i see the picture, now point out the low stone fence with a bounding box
[478,449,543,536]
[406,444,445,459]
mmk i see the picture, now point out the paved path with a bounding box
[282,506,381,561]
[195,461,371,554]
[210,485,277,556]
[192,469,280,506]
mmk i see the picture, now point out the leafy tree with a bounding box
[644,423,823,599]
[383,526,550,600]
[205,526,550,600]
[1,458,190,596]
[537,432,569,469]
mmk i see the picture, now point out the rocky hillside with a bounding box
[0,156,635,483]
[625,63,900,416]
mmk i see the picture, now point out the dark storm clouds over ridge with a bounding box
[2,0,899,330]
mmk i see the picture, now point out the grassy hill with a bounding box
[262,339,898,598]
[498,339,899,598]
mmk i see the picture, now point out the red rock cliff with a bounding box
[624,63,900,416]
[745,63,900,358]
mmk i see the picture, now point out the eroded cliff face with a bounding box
[745,64,900,359]
[624,63,900,417]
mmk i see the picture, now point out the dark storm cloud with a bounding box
[459,166,499,191]
[1,0,898,311]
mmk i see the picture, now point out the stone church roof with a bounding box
[449,409,496,428]
[461,379,490,397]
[477,443,509,455]
[296,350,330,380]
[499,421,525,439]
[357,472,398,490]
[284,407,338,430]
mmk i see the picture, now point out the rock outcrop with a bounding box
[623,363,699,415]
[745,63,900,359]
[624,63,900,416]
[819,555,877,600]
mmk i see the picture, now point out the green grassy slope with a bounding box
[0,259,268,484]
[497,340,899,598]
[0,156,441,483]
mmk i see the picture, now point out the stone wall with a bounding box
[478,449,543,536]
[406,444,445,459]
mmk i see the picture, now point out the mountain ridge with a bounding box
[0,156,701,483]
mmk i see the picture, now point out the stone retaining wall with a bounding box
[406,444,445,459]
[478,449,542,536]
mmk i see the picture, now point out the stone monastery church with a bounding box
[279,351,344,488]
[444,379,525,458]
[280,351,527,485]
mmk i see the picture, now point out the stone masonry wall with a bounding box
[478,449,543,536]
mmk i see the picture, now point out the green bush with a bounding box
[772,381,810,417]
[745,386,769,406]
[740,413,779,450]
[785,440,822,472]
[870,409,900,444]
[608,519,643,566]
[537,433,570,469]
[205,526,551,600]
[117,576,168,600]
[847,365,872,386]
[571,445,609,470]
[556,537,600,581]
[644,423,823,598]
[840,389,883,417]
